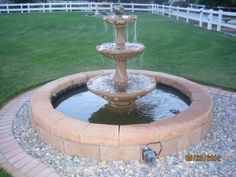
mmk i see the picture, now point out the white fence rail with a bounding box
[0,2,235,32]
[189,4,205,9]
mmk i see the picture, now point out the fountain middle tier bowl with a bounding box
[87,72,156,108]
[104,15,137,26]
[96,43,145,59]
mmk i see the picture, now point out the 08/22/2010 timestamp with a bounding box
[185,154,221,162]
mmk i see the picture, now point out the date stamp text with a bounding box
[185,154,221,162]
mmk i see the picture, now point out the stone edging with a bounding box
[30,70,212,161]
[1,71,235,176]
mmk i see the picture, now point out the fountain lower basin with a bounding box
[87,72,156,110]
[30,70,212,161]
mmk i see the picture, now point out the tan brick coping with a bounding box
[29,70,213,161]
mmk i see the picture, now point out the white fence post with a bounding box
[186,7,189,23]
[156,4,159,14]
[66,3,68,12]
[176,6,179,20]
[217,10,223,32]
[89,2,92,12]
[153,4,156,14]
[7,4,9,14]
[207,9,213,30]
[43,4,45,13]
[70,2,72,12]
[95,3,97,14]
[131,2,134,13]
[162,4,164,15]
[151,3,154,14]
[49,2,52,13]
[110,3,112,12]
[27,3,30,13]
[168,5,171,17]
[21,4,23,13]
[199,8,203,27]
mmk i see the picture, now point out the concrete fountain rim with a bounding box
[30,69,213,161]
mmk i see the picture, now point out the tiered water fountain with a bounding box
[87,5,156,111]
[30,4,212,161]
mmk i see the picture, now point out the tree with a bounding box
[199,0,236,8]
[13,0,46,3]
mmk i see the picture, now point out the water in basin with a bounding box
[52,83,190,125]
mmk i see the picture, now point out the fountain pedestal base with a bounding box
[113,59,128,90]
[106,102,137,113]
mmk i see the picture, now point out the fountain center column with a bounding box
[115,25,126,49]
[112,23,129,89]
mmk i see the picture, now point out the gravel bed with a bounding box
[12,93,236,177]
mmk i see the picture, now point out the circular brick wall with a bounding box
[30,70,213,161]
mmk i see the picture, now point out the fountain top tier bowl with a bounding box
[104,3,136,27]
[104,15,137,26]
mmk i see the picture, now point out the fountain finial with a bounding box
[113,1,125,16]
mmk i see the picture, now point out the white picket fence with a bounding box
[0,2,235,33]
[153,4,236,32]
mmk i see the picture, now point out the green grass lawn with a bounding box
[0,12,236,107]
[0,167,11,177]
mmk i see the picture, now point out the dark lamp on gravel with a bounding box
[142,141,162,163]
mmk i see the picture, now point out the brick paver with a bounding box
[20,159,39,174]
[4,148,22,159]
